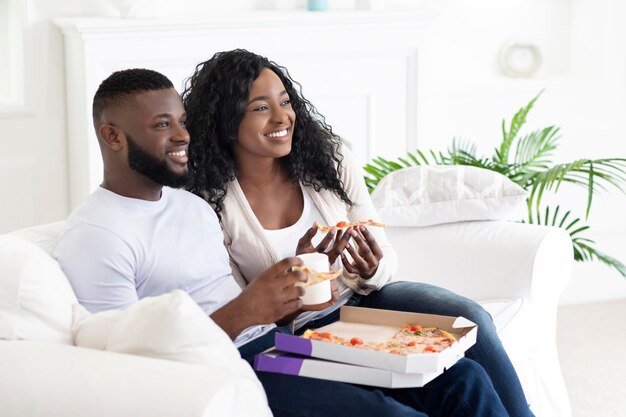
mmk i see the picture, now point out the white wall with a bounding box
[1,0,625,303]
[417,0,626,304]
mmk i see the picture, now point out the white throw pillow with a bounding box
[72,290,250,371]
[0,235,77,344]
[370,166,528,227]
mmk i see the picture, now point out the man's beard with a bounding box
[126,134,191,188]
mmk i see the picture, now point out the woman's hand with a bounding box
[295,222,353,264]
[341,225,384,279]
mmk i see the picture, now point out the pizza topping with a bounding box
[350,337,364,346]
[302,324,457,355]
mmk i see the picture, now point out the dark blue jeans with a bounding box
[303,281,532,417]
[240,328,508,417]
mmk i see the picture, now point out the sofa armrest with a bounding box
[385,220,573,302]
[0,340,271,417]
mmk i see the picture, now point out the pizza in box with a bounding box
[302,324,456,355]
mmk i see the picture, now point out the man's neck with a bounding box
[101,174,163,201]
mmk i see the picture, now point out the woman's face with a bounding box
[235,68,296,162]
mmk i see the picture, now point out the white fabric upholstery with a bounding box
[0,219,572,416]
[386,222,573,417]
[0,235,77,344]
[72,290,249,370]
[0,227,271,417]
[0,340,271,417]
[371,166,528,227]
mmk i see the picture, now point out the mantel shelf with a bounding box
[54,10,438,37]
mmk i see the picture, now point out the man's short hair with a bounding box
[92,68,174,121]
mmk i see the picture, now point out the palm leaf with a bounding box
[531,205,626,277]
[363,149,447,192]
[497,90,543,165]
[574,241,626,277]
[526,158,626,218]
[449,137,477,159]
[512,126,560,173]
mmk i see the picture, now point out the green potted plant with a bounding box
[364,92,626,277]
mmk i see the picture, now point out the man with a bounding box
[54,68,508,417]
[53,68,304,346]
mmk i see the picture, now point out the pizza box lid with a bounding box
[254,349,462,388]
[274,306,477,373]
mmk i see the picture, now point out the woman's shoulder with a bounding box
[220,180,248,224]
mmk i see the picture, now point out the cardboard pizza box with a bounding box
[254,349,457,388]
[273,306,477,374]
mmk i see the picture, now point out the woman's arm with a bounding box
[338,144,398,293]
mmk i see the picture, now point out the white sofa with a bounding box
[387,221,573,417]
[0,219,572,417]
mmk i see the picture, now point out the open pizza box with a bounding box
[254,349,449,388]
[265,306,477,374]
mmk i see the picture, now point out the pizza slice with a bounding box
[292,266,342,286]
[317,219,386,233]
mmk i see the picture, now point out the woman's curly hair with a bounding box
[182,49,354,217]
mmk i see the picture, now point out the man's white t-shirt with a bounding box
[53,186,273,346]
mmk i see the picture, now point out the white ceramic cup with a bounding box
[300,280,332,305]
[296,253,331,304]
[296,253,329,272]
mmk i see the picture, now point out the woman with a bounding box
[183,49,532,417]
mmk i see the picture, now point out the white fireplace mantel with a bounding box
[55,10,436,208]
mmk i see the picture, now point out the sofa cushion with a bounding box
[370,165,528,227]
[72,290,249,370]
[9,221,64,255]
[0,235,77,344]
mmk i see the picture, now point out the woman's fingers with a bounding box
[345,241,371,272]
[358,225,384,260]
[295,222,320,255]
[349,228,378,266]
[341,253,358,274]
[326,227,353,264]
[315,226,337,252]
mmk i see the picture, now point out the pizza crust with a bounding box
[292,266,342,287]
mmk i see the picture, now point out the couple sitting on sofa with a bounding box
[53,49,532,417]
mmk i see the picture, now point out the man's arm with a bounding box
[53,224,139,313]
[211,257,306,340]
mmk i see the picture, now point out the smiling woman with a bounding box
[236,69,296,162]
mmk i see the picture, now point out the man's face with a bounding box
[126,131,191,188]
[116,88,191,187]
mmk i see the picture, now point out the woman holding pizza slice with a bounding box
[183,49,533,417]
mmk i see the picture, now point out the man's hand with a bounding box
[275,277,341,326]
[240,257,307,323]
[211,257,306,340]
